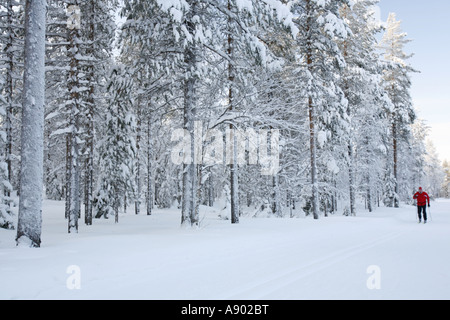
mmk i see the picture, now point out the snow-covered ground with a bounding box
[1,199,450,300]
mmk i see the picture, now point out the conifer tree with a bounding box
[338,0,389,215]
[380,13,416,208]
[291,0,351,219]
[94,67,136,222]
[0,0,24,229]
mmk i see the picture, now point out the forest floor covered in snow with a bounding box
[1,199,450,300]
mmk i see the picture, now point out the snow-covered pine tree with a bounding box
[120,0,296,224]
[422,137,444,198]
[45,0,72,203]
[338,0,390,215]
[45,0,116,229]
[45,0,83,229]
[16,0,46,247]
[0,0,24,198]
[406,119,444,200]
[243,20,307,218]
[81,0,117,225]
[406,118,428,199]
[0,94,14,229]
[93,66,136,223]
[83,0,96,224]
[355,89,390,213]
[291,0,351,219]
[139,0,217,227]
[197,0,296,221]
[442,160,450,198]
[119,0,184,216]
[380,12,416,208]
[0,0,24,229]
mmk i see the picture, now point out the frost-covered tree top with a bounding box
[381,12,413,67]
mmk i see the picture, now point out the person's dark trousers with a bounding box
[418,205,427,222]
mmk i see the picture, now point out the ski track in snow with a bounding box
[219,231,405,299]
[1,199,450,300]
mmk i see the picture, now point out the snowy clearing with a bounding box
[1,199,450,300]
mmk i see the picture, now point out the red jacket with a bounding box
[413,191,430,206]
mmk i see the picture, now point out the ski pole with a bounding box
[428,205,432,222]
[413,199,417,222]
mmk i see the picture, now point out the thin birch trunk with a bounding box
[84,0,95,226]
[181,0,198,227]
[306,0,319,220]
[67,1,81,233]
[228,0,239,224]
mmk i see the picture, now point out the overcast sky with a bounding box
[377,0,450,162]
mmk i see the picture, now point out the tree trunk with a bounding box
[308,97,319,220]
[306,0,319,220]
[147,115,152,215]
[68,111,80,233]
[84,0,95,226]
[308,95,319,220]
[393,121,399,208]
[229,131,239,223]
[114,187,119,223]
[67,1,81,233]
[341,29,356,217]
[272,174,282,217]
[208,167,214,207]
[124,192,127,213]
[65,135,71,219]
[227,0,239,224]
[16,0,46,247]
[84,156,93,225]
[181,1,199,227]
[332,177,337,214]
[366,140,373,212]
[84,128,93,226]
[348,142,356,216]
[367,176,373,213]
[135,99,142,215]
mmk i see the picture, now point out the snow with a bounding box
[236,0,253,13]
[50,127,72,137]
[1,199,450,300]
[317,130,327,148]
[263,0,299,37]
[324,12,349,39]
[169,7,183,23]
[157,0,190,16]
[326,157,340,174]
[313,0,327,8]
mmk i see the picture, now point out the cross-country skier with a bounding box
[413,187,430,224]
